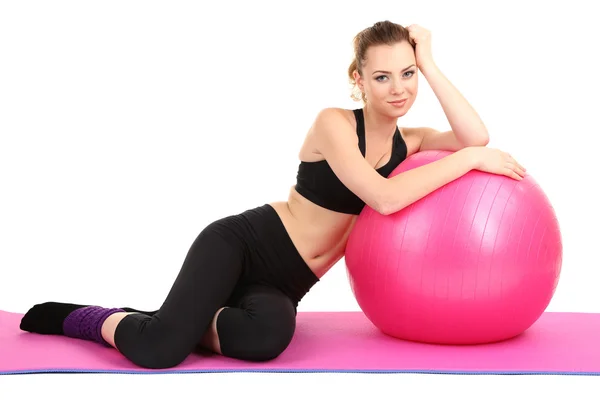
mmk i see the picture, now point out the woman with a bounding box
[19,21,526,369]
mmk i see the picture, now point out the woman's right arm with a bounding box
[380,149,476,215]
[313,108,477,215]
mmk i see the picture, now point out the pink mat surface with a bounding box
[1,310,599,375]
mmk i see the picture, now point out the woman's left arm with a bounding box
[406,24,490,151]
[420,62,490,149]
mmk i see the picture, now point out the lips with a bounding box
[389,99,407,107]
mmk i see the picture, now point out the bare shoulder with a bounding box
[300,108,422,159]
[312,108,421,141]
[298,107,356,161]
[299,107,390,214]
[398,126,422,140]
[312,107,355,135]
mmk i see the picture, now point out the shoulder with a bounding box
[398,126,423,139]
[298,108,356,161]
[309,107,357,141]
[314,107,419,132]
[311,108,421,145]
[313,107,355,126]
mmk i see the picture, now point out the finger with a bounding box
[505,167,523,180]
[507,155,526,172]
[507,161,526,177]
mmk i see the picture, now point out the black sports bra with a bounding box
[294,108,408,215]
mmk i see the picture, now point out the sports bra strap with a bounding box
[353,109,367,156]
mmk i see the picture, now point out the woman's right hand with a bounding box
[463,146,527,181]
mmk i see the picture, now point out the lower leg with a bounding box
[101,312,137,348]
[20,302,155,345]
[20,220,245,368]
[200,285,297,362]
[20,302,127,347]
[199,307,227,354]
[99,306,157,348]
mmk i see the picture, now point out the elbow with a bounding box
[375,193,394,216]
[375,186,410,216]
[460,131,489,148]
[378,205,392,216]
[471,132,490,147]
[373,179,404,216]
[377,201,399,216]
[374,181,394,216]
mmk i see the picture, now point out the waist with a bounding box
[270,187,359,276]
[232,203,320,304]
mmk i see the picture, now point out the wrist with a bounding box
[418,61,439,76]
[458,147,480,170]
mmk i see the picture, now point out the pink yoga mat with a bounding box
[1,310,599,375]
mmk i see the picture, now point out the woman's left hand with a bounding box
[406,24,435,70]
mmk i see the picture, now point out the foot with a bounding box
[20,302,88,335]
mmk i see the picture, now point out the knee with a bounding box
[114,314,191,369]
[246,319,296,361]
[218,304,296,362]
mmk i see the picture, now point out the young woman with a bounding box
[19,20,525,369]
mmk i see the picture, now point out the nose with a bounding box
[391,79,404,95]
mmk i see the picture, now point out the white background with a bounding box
[1,0,599,398]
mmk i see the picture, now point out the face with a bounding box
[353,41,418,117]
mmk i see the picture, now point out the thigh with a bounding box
[216,284,297,361]
[114,219,246,368]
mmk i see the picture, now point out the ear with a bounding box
[353,70,364,91]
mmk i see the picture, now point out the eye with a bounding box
[375,70,415,82]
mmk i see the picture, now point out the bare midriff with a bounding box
[268,192,358,278]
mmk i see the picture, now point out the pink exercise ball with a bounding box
[345,150,562,344]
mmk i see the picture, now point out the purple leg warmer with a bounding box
[63,306,124,346]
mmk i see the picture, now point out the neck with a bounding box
[362,103,399,140]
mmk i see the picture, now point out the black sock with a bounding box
[20,302,88,335]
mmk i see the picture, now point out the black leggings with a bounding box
[114,204,319,369]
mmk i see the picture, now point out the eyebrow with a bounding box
[372,64,416,75]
